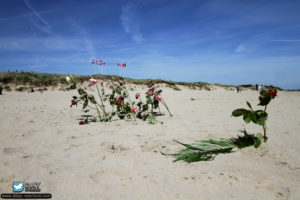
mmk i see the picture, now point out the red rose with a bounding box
[121,101,124,104]
[120,82,123,86]
[268,89,277,99]
[79,121,84,125]
[82,94,87,99]
[131,108,135,112]
[272,89,277,98]
[71,99,76,105]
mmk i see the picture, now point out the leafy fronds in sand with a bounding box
[172,130,263,163]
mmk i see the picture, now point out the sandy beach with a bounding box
[0,85,300,200]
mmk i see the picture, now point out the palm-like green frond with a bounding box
[171,130,263,163]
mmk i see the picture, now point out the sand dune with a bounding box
[0,85,299,199]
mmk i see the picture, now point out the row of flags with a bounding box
[117,63,126,68]
[91,59,126,68]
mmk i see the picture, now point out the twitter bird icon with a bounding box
[13,182,24,192]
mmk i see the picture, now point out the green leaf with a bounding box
[142,104,148,111]
[88,95,97,104]
[83,100,88,109]
[258,90,272,106]
[232,109,247,117]
[72,96,77,100]
[254,110,268,126]
[78,88,86,95]
[148,114,158,124]
[256,117,267,126]
[69,84,76,89]
[243,111,251,123]
[250,111,258,123]
[83,109,89,113]
[255,133,264,141]
[246,101,253,110]
[254,133,264,148]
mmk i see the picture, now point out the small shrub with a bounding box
[204,85,211,91]
[15,86,28,92]
[4,85,11,91]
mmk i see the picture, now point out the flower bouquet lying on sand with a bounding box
[172,89,277,163]
[66,75,172,125]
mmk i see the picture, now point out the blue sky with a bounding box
[0,0,300,89]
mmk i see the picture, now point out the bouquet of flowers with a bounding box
[67,76,172,125]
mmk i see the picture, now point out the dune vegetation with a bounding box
[0,71,283,92]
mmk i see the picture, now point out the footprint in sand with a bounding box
[3,147,20,155]
[107,144,129,153]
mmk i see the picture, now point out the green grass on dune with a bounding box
[0,71,283,90]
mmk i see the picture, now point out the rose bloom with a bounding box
[152,84,157,92]
[71,99,76,105]
[79,121,84,125]
[66,76,71,84]
[89,78,98,86]
[66,75,74,84]
[131,108,135,112]
[268,89,277,99]
[155,95,162,101]
[118,95,123,99]
[135,107,141,112]
[121,101,124,104]
[120,82,123,86]
[272,89,277,98]
[82,94,87,99]
[135,93,140,99]
[147,92,152,96]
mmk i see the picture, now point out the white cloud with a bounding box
[234,32,273,53]
[0,37,89,52]
[24,0,51,34]
[68,20,96,57]
[120,2,145,43]
[24,0,49,26]
[235,45,245,53]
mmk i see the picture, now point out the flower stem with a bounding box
[263,105,268,142]
[162,99,173,117]
[96,85,108,117]
[95,105,102,121]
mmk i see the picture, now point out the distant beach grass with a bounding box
[0,71,283,91]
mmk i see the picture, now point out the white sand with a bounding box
[0,85,300,199]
